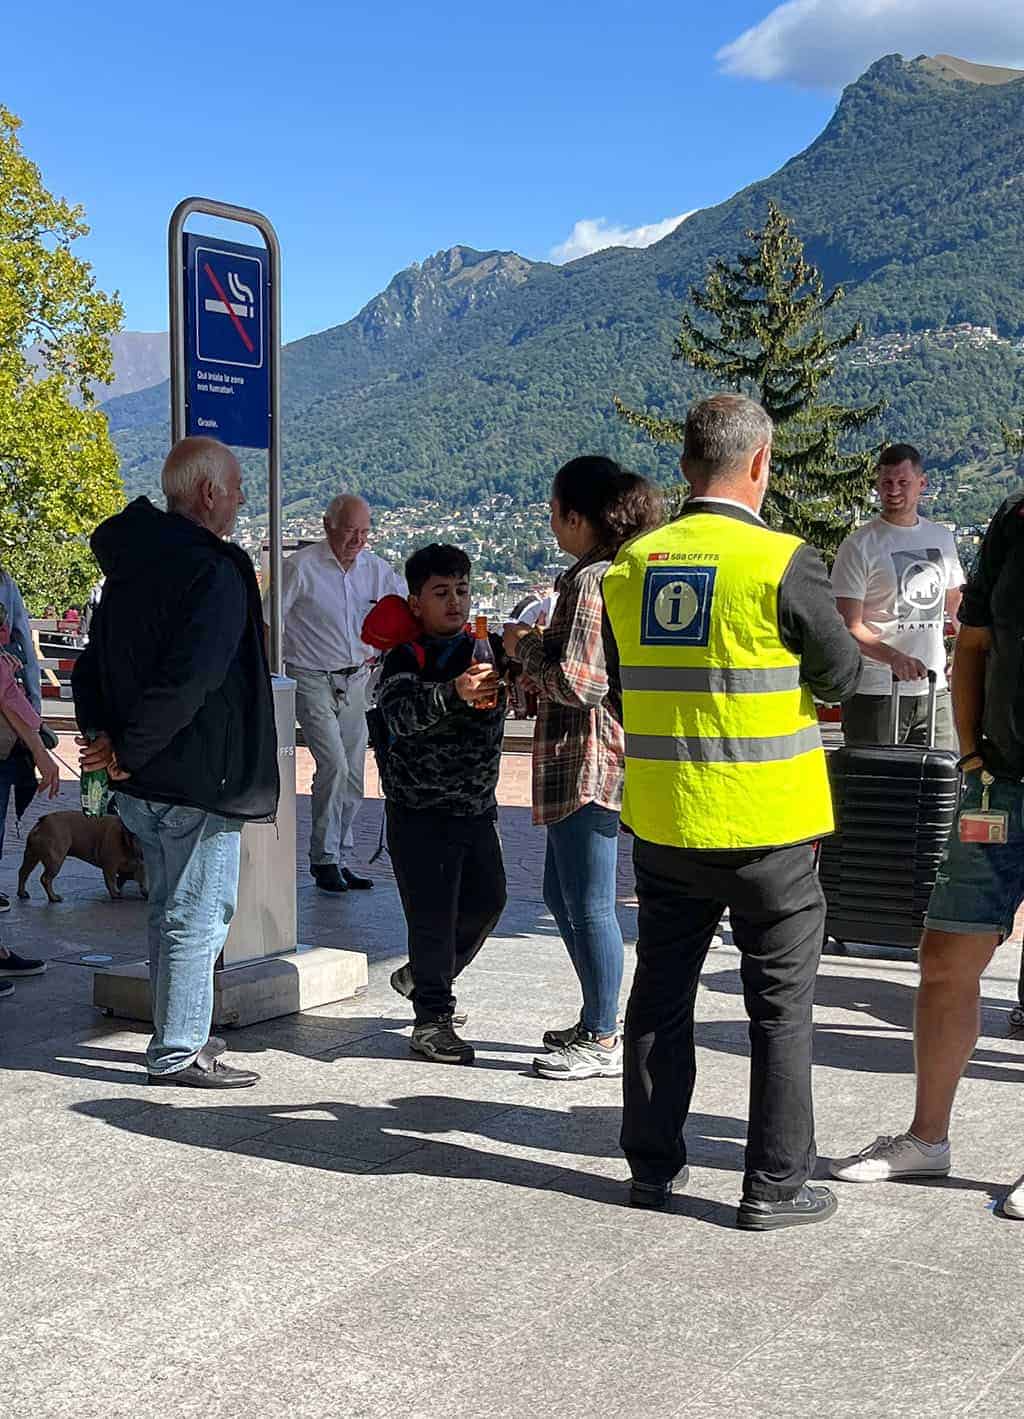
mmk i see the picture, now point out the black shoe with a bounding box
[410,1018,475,1065]
[0,980,13,998]
[541,1021,581,1052]
[341,868,374,890]
[629,1168,689,1210]
[737,1184,838,1231]
[147,1054,259,1089]
[311,864,348,894]
[390,963,468,1027]
[0,892,9,914]
[0,951,46,978]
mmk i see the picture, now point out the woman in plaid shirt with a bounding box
[504,457,662,1080]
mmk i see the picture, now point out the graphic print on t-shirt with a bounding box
[892,548,944,626]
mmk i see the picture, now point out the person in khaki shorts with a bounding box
[831,443,963,748]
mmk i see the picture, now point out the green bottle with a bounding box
[81,730,110,817]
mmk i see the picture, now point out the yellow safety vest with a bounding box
[603,511,834,850]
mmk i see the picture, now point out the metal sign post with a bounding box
[93,199,366,1028]
[168,198,283,674]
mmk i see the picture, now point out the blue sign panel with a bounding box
[640,566,717,647]
[183,232,270,449]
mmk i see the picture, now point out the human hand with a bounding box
[890,653,927,682]
[454,664,500,706]
[76,732,115,772]
[76,732,130,781]
[35,751,61,799]
[502,623,531,659]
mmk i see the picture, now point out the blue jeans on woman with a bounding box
[543,802,624,1038]
[117,796,242,1076]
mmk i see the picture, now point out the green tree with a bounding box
[999,414,1024,479]
[0,105,124,611]
[616,202,884,557]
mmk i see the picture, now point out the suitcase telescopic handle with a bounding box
[889,668,938,746]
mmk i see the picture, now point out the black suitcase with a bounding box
[819,673,960,950]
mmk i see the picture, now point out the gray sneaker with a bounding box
[830,1132,951,1183]
[410,1018,475,1066]
[533,1033,623,1080]
[390,963,467,1027]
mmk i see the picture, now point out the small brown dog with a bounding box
[18,811,148,903]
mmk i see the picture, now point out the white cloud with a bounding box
[716,0,1024,89]
[549,212,695,264]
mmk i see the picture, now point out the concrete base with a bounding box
[92,946,368,1029]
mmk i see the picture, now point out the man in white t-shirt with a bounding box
[268,493,406,894]
[831,444,963,750]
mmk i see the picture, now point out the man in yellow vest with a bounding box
[603,393,861,1230]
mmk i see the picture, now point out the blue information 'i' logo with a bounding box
[640,566,717,646]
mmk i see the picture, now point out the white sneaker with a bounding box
[830,1132,951,1183]
[1002,1175,1024,1219]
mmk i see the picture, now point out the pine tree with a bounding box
[616,202,883,557]
[999,414,1024,479]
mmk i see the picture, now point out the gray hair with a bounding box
[325,493,370,527]
[161,437,237,507]
[683,394,773,477]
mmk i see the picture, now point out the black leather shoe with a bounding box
[629,1168,689,1210]
[311,864,348,893]
[737,1183,838,1231]
[147,1055,259,1089]
[341,867,374,890]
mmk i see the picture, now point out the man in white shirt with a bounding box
[273,494,406,893]
[831,444,963,750]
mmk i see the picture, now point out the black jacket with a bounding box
[958,493,1024,777]
[72,497,279,820]
[376,631,506,817]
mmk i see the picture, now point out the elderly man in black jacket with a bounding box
[73,437,279,1088]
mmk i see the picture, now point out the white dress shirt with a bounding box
[277,541,406,672]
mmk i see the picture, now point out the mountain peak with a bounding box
[357,245,539,337]
[917,53,1024,86]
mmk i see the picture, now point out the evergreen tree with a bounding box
[616,202,883,557]
[0,105,124,611]
[998,414,1024,479]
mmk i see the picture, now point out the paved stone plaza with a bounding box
[3,740,1023,1418]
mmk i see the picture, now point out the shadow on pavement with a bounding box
[69,1094,747,1228]
[699,970,1024,1083]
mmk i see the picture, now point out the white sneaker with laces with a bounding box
[1002,1175,1024,1219]
[830,1132,951,1183]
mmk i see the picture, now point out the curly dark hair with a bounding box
[552,456,663,550]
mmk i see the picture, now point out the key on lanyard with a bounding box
[981,771,994,812]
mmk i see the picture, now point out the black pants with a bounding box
[622,838,825,1202]
[386,803,507,1023]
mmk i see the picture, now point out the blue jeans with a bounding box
[118,797,243,1075]
[543,803,624,1037]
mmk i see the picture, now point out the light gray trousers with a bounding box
[289,664,369,867]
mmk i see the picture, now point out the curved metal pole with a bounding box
[168,197,283,675]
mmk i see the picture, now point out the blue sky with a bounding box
[3,0,1019,343]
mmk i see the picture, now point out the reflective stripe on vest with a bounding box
[625,724,822,764]
[603,511,835,850]
[619,665,801,694]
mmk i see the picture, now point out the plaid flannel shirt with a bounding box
[517,547,624,826]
